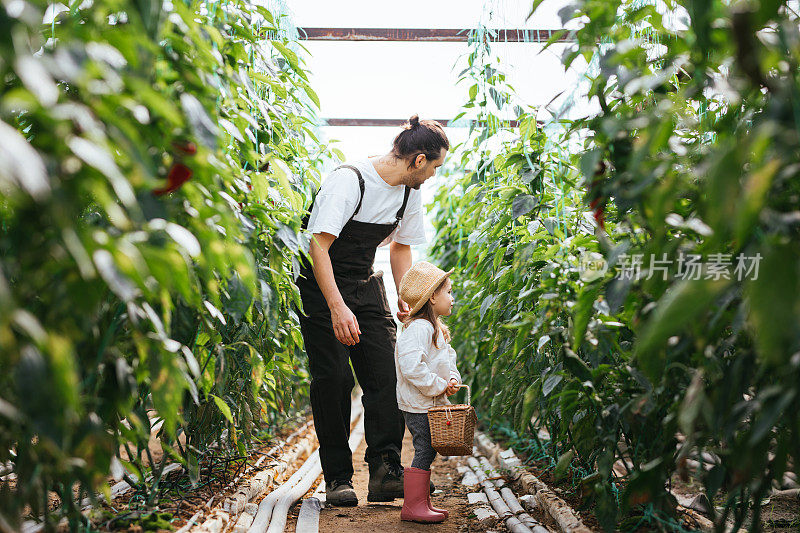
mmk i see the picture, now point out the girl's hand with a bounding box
[446,379,460,396]
[396,298,410,321]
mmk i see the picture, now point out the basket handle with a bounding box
[457,384,471,405]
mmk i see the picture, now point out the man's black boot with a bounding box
[326,479,358,507]
[367,452,404,502]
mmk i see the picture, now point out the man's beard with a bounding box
[401,168,426,189]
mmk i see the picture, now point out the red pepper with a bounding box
[153,139,197,196]
[590,198,606,230]
[587,160,607,230]
[171,140,197,156]
[153,163,193,196]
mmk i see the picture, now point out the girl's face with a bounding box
[429,277,454,317]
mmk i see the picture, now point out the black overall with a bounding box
[296,165,410,483]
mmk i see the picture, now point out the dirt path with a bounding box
[285,428,491,532]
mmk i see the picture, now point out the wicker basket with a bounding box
[427,385,477,456]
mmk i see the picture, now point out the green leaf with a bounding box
[512,194,537,218]
[553,450,574,481]
[563,348,592,382]
[735,158,778,243]
[479,294,497,320]
[542,374,562,396]
[211,394,234,423]
[222,273,251,323]
[302,82,321,108]
[150,356,187,437]
[527,0,547,19]
[271,157,302,211]
[634,279,727,381]
[188,453,200,486]
[490,392,504,420]
[593,482,619,531]
[219,118,244,143]
[748,389,796,446]
[747,243,800,366]
[196,331,210,346]
[251,171,270,203]
[272,41,307,80]
[573,284,600,348]
[275,223,299,252]
[67,136,136,208]
[489,87,503,109]
[0,119,50,199]
[580,148,601,181]
[180,93,218,148]
[678,371,705,435]
[518,383,538,432]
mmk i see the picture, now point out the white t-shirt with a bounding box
[306,159,427,247]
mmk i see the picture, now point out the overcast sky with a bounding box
[283,0,589,161]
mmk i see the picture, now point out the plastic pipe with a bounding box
[249,445,323,531]
[467,456,538,533]
[251,398,364,533]
[268,418,365,533]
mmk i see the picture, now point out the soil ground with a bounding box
[283,428,509,533]
[34,408,797,533]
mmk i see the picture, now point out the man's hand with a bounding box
[390,241,412,320]
[396,298,410,321]
[446,378,460,396]
[331,302,360,345]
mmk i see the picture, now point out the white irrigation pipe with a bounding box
[294,485,325,533]
[250,397,364,533]
[249,443,323,531]
[269,418,365,533]
[467,454,550,533]
[21,417,316,533]
[466,459,536,533]
[266,450,320,533]
[174,419,317,533]
[474,430,593,533]
[293,416,365,533]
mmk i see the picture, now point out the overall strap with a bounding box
[333,164,366,222]
[393,186,411,226]
[303,165,365,230]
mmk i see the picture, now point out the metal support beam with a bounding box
[322,118,521,127]
[297,28,569,43]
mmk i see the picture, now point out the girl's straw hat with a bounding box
[399,261,454,316]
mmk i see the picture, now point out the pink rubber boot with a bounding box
[426,474,449,519]
[401,467,446,523]
[428,491,449,519]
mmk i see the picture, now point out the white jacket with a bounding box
[395,318,462,414]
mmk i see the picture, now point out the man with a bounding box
[295,115,449,506]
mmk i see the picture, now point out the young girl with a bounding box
[395,261,461,523]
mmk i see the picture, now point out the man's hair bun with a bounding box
[392,115,450,168]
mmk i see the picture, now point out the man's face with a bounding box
[403,148,447,189]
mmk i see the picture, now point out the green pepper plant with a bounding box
[0,0,332,527]
[430,3,800,529]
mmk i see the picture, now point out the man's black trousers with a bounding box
[298,271,405,483]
